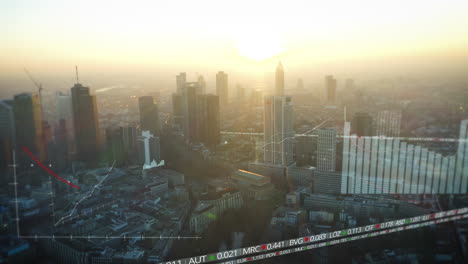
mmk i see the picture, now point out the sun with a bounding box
[236,31,285,61]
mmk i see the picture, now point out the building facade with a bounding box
[264,96,294,167]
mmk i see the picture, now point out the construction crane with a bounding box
[24,68,44,101]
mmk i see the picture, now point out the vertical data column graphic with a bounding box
[425,151,435,194]
[447,156,456,194]
[411,146,421,194]
[376,137,386,194]
[340,119,468,195]
[363,137,372,194]
[440,156,449,194]
[433,154,442,194]
[390,139,400,193]
[455,120,467,194]
[355,137,364,193]
[404,144,414,194]
[348,136,357,193]
[341,122,351,194]
[383,138,393,194]
[462,120,468,193]
[370,137,379,194]
[418,148,428,194]
[397,142,407,194]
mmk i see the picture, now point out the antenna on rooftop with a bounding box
[75,65,80,84]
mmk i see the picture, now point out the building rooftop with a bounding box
[199,188,238,201]
[193,202,214,214]
[233,169,270,186]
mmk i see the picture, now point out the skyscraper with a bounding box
[317,128,337,172]
[182,82,201,142]
[264,96,294,166]
[275,62,284,96]
[216,71,228,106]
[105,127,125,166]
[14,93,45,161]
[172,93,184,128]
[138,96,159,135]
[352,112,373,136]
[295,135,316,167]
[196,94,220,146]
[197,75,206,94]
[0,100,15,174]
[120,126,137,153]
[176,72,186,93]
[50,119,69,170]
[325,75,337,104]
[71,83,100,163]
[56,91,75,154]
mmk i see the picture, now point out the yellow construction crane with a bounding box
[24,68,44,99]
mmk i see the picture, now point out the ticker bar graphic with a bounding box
[22,146,80,189]
[162,207,468,264]
[216,213,468,264]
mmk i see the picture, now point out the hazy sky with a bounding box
[2,0,468,81]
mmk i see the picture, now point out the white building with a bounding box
[264,96,294,167]
[139,130,163,170]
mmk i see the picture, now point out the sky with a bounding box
[1,0,468,84]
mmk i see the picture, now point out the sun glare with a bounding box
[236,31,285,61]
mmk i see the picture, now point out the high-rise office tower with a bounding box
[105,127,126,166]
[182,82,201,142]
[196,94,220,146]
[138,96,159,135]
[325,75,337,104]
[264,96,294,166]
[176,72,186,93]
[352,112,373,136]
[56,92,75,154]
[71,83,100,162]
[375,110,401,137]
[275,62,284,96]
[295,135,316,167]
[14,93,45,161]
[197,75,206,94]
[103,125,137,165]
[317,128,337,172]
[172,93,184,128]
[120,126,137,153]
[216,71,228,106]
[51,119,69,170]
[0,100,15,174]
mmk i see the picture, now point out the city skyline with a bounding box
[2,2,468,263]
